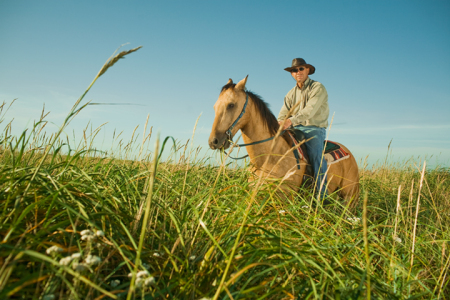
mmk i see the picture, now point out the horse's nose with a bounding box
[209,137,219,149]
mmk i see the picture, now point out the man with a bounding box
[278,58,329,202]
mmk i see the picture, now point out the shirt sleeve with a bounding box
[289,83,328,126]
[277,95,291,122]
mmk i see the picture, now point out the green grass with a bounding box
[0,48,449,299]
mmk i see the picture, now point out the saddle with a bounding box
[287,128,350,183]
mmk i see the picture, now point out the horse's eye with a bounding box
[227,103,235,109]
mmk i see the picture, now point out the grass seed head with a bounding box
[98,46,143,78]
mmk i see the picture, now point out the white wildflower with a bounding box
[42,295,55,300]
[225,208,231,212]
[73,263,89,272]
[46,246,63,255]
[110,279,120,287]
[301,205,309,209]
[347,217,361,225]
[144,276,155,286]
[278,210,286,215]
[85,254,101,266]
[153,252,161,257]
[189,256,196,261]
[80,229,97,242]
[128,269,155,288]
[96,230,105,237]
[393,235,402,243]
[71,252,81,259]
[80,229,94,236]
[59,256,73,266]
[137,270,149,278]
[130,269,154,288]
[81,234,96,241]
[135,277,144,287]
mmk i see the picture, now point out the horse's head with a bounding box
[209,76,249,150]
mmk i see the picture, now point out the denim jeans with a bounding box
[294,125,328,200]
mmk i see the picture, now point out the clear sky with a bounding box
[1,0,449,168]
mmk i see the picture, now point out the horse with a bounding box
[208,76,360,205]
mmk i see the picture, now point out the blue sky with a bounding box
[1,0,449,167]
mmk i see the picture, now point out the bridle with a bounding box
[225,92,249,141]
[223,92,289,160]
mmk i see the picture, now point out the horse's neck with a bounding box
[240,104,291,169]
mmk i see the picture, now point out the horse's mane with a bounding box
[221,83,290,143]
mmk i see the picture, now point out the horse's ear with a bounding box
[235,75,248,91]
[226,78,233,85]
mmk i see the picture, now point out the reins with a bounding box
[222,91,301,170]
[224,91,288,160]
[224,131,286,160]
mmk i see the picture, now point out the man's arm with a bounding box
[277,96,291,122]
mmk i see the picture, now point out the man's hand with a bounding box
[278,119,292,130]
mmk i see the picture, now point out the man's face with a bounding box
[291,66,309,86]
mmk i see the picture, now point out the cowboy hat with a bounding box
[284,58,315,75]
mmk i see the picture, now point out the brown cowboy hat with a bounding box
[284,58,315,75]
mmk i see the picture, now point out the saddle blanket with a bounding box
[287,131,305,160]
[324,141,351,165]
[288,132,350,166]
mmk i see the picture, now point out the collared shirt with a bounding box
[277,78,329,128]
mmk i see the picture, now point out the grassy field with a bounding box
[1,49,449,299]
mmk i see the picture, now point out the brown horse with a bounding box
[208,76,359,204]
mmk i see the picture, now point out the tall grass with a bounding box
[0,49,449,299]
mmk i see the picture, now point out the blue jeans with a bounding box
[294,125,328,199]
